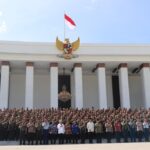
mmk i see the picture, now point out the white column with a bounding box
[118,63,130,108]
[25,62,34,109]
[140,63,150,108]
[0,61,10,109]
[50,63,58,108]
[74,63,83,109]
[97,63,108,109]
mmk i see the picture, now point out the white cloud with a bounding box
[0,21,7,33]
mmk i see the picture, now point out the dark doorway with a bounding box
[112,76,121,109]
[58,75,71,108]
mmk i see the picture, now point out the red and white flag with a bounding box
[64,14,76,30]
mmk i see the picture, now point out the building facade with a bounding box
[0,41,150,109]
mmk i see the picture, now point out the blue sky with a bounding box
[0,0,150,43]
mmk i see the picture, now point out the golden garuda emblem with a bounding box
[56,37,80,59]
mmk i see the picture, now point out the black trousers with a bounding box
[106,132,112,143]
[72,134,78,143]
[50,134,57,144]
[43,129,49,144]
[80,133,86,143]
[137,131,143,142]
[27,132,35,145]
[19,132,26,145]
[36,130,42,144]
[96,133,102,143]
[115,131,121,143]
[143,128,149,142]
[122,130,128,142]
[65,134,72,143]
[88,132,94,143]
[58,133,64,144]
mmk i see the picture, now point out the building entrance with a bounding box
[58,75,71,108]
[112,75,121,109]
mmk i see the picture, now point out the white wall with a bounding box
[106,76,113,108]
[71,74,113,109]
[82,74,113,109]
[34,73,50,108]
[9,72,25,108]
[0,42,150,67]
[71,74,75,108]
[83,74,99,108]
[8,71,143,109]
[129,75,143,108]
[0,41,150,56]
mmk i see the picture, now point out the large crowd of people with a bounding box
[0,107,150,145]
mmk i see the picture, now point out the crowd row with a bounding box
[0,107,150,144]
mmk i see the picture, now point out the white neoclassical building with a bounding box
[0,41,150,109]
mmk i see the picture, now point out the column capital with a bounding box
[118,63,128,69]
[74,63,82,68]
[26,62,34,66]
[96,63,105,68]
[50,63,58,67]
[72,63,82,72]
[1,61,10,66]
[92,63,105,72]
[139,63,150,70]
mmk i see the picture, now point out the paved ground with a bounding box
[0,139,120,145]
[0,143,150,150]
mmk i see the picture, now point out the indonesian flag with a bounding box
[64,14,76,30]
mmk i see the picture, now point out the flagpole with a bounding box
[64,12,66,41]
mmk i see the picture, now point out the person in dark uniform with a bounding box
[49,121,58,144]
[65,121,72,144]
[19,121,27,145]
[2,120,9,141]
[128,119,136,142]
[35,120,43,145]
[27,119,36,145]
[95,120,103,143]
[0,121,3,141]
[8,120,17,140]
[14,120,20,141]
[105,119,113,143]
[121,119,129,142]
[79,121,87,144]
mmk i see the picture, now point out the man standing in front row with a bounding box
[87,118,94,143]
[42,118,50,144]
[57,120,65,144]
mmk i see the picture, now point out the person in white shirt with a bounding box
[57,120,65,144]
[87,118,94,143]
[42,118,50,144]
